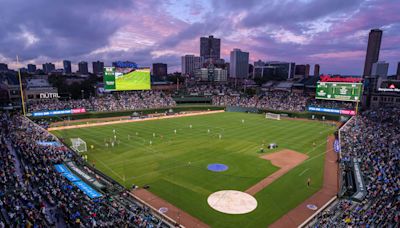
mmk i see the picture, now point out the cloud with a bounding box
[0,0,399,75]
[0,0,134,61]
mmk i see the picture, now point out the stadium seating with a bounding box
[307,108,400,227]
[0,113,169,227]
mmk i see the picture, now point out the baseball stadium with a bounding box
[1,68,398,228]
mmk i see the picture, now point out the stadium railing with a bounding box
[299,196,337,228]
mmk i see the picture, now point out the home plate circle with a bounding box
[207,190,257,214]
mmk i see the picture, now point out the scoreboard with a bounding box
[316,82,362,102]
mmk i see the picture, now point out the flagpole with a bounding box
[16,55,26,116]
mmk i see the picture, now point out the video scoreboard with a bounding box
[316,82,362,102]
[104,63,150,91]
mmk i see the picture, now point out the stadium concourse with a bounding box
[1,85,399,227]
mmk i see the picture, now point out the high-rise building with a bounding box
[152,63,168,80]
[92,61,104,75]
[295,64,306,76]
[200,35,221,62]
[194,66,227,82]
[27,64,36,73]
[214,68,228,82]
[371,61,389,78]
[314,64,320,77]
[229,49,249,79]
[42,62,55,74]
[181,55,202,75]
[78,61,89,74]
[253,61,295,81]
[363,29,382,77]
[396,62,400,80]
[305,64,310,77]
[63,60,72,74]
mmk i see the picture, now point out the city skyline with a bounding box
[0,0,399,75]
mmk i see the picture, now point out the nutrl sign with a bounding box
[40,92,60,99]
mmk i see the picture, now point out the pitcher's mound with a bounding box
[207,190,257,214]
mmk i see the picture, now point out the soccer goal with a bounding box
[71,138,87,153]
[266,112,281,120]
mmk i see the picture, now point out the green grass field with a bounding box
[115,69,150,90]
[52,112,336,227]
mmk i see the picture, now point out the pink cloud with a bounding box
[310,50,365,59]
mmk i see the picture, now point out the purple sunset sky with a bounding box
[0,0,399,75]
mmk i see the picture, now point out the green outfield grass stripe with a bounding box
[52,112,335,227]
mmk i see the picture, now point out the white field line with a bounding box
[299,168,310,176]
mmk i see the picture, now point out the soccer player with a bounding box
[307,177,311,187]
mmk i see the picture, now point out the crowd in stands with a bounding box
[185,84,239,96]
[25,84,361,114]
[212,91,309,112]
[28,91,176,113]
[0,113,49,227]
[0,112,168,227]
[308,99,356,110]
[309,108,400,227]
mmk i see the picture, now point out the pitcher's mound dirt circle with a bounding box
[207,190,257,214]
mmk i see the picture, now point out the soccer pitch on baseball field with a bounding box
[115,70,150,90]
[52,112,336,227]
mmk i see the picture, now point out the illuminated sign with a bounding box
[308,106,356,116]
[112,61,138,69]
[334,139,340,153]
[40,92,60,99]
[32,108,86,117]
[378,80,400,92]
[316,82,362,102]
[320,75,362,83]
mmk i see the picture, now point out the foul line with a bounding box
[298,168,310,176]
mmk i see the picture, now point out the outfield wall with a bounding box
[30,105,225,121]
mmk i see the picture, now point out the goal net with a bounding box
[266,112,281,120]
[71,138,87,153]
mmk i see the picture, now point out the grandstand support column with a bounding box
[355,101,360,115]
[17,55,26,116]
